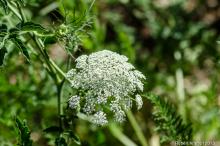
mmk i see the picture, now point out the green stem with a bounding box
[49,58,67,80]
[126,110,148,146]
[77,113,138,146]
[39,2,58,16]
[7,3,22,20]
[76,113,91,122]
[57,82,65,136]
[109,124,137,146]
[88,0,96,12]
[15,1,26,21]
[32,35,56,76]
[175,68,186,121]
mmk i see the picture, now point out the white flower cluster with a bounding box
[66,50,146,126]
[68,95,80,109]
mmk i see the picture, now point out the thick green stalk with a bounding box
[109,124,137,146]
[77,113,138,146]
[126,110,148,146]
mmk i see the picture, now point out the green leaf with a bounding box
[0,24,7,37]
[16,22,53,36]
[55,137,67,146]
[144,93,193,144]
[68,130,81,145]
[43,36,57,44]
[9,28,20,39]
[43,126,63,133]
[0,0,8,14]
[11,38,30,61]
[0,47,7,66]
[15,117,32,146]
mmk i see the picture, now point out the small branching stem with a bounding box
[88,0,96,12]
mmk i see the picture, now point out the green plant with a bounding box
[1,0,219,146]
[145,93,193,144]
[0,0,148,145]
[15,117,33,146]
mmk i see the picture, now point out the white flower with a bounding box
[91,111,108,126]
[67,50,145,125]
[114,109,126,123]
[82,96,96,114]
[135,94,143,110]
[68,95,80,109]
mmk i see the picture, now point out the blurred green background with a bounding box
[0,0,220,145]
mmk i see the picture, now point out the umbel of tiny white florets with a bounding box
[67,50,146,126]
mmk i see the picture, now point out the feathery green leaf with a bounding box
[144,93,193,144]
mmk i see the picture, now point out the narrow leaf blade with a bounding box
[17,22,53,36]
[11,38,30,61]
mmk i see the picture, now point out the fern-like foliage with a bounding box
[15,117,32,146]
[145,93,193,144]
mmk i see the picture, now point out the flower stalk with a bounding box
[126,110,148,146]
[109,123,138,146]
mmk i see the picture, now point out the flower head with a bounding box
[67,50,145,125]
